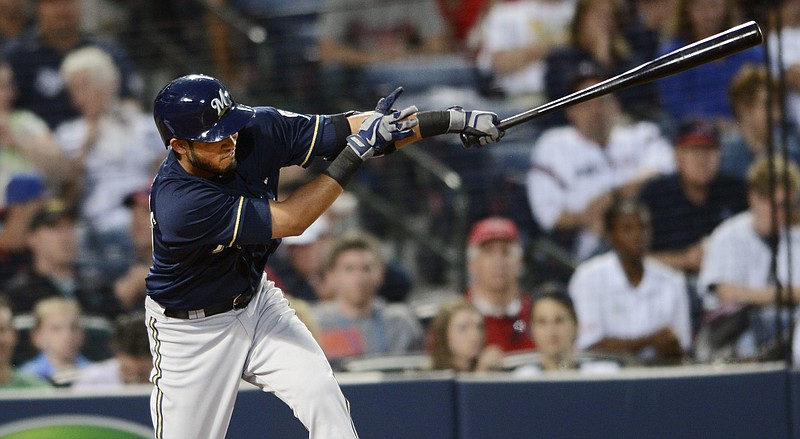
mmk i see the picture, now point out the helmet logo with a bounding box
[210,88,232,117]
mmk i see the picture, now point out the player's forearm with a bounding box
[346,110,457,149]
[269,174,344,238]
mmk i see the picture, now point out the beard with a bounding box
[186,146,237,177]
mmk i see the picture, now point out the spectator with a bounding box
[656,0,763,124]
[0,59,65,200]
[313,231,424,362]
[475,0,574,109]
[436,0,492,48]
[317,0,452,106]
[638,118,748,334]
[3,199,115,317]
[1,0,143,128]
[526,72,674,261]
[111,187,152,314]
[427,298,504,372]
[515,291,622,374]
[19,296,90,386]
[55,46,162,283]
[0,295,50,389]
[568,197,692,364]
[723,64,800,180]
[623,0,676,61]
[638,117,748,273]
[465,216,535,352]
[0,174,44,283]
[269,216,333,303]
[208,0,325,110]
[697,156,800,361]
[769,0,800,129]
[545,0,660,122]
[72,312,151,390]
[0,0,30,47]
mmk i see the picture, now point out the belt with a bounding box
[164,292,254,320]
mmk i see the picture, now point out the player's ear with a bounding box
[169,138,189,155]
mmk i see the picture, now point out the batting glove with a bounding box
[347,87,419,160]
[447,106,503,147]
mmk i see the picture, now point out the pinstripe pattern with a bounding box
[148,317,165,439]
[299,115,320,168]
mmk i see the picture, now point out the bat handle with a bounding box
[459,132,482,149]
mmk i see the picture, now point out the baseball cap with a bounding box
[468,217,520,246]
[5,173,45,207]
[283,217,329,246]
[675,118,719,148]
[123,187,150,208]
[30,198,76,230]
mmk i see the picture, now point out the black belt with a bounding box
[164,292,254,320]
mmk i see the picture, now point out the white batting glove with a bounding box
[447,106,503,147]
[348,87,419,160]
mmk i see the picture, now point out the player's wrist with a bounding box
[415,110,452,138]
[323,146,363,187]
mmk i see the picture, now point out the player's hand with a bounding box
[347,87,418,160]
[447,106,503,148]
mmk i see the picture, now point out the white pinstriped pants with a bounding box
[145,277,358,439]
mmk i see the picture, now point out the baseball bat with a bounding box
[462,20,764,148]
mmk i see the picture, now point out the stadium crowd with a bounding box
[1,0,800,390]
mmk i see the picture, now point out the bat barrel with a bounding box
[496,21,763,131]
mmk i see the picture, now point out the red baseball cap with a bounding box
[468,217,520,246]
[676,118,719,148]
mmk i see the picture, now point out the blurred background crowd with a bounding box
[1,0,800,390]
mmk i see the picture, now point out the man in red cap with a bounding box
[638,117,748,334]
[465,216,535,352]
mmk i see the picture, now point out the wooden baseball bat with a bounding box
[461,20,764,147]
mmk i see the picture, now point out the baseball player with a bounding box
[143,74,502,439]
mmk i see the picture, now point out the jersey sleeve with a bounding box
[250,107,342,170]
[155,179,272,249]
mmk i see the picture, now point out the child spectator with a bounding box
[428,298,504,372]
[313,231,424,362]
[0,295,50,389]
[19,297,91,386]
[697,156,800,361]
[72,312,151,390]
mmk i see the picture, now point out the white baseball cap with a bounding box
[282,217,329,246]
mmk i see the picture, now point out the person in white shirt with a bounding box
[55,46,163,282]
[475,0,574,109]
[568,197,691,364]
[72,312,151,391]
[526,73,674,260]
[697,156,800,361]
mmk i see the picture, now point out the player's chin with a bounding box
[221,157,238,173]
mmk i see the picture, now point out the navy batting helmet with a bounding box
[153,74,255,147]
